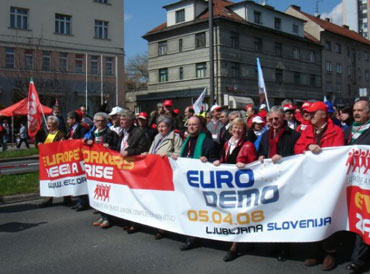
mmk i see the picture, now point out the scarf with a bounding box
[349,120,370,144]
[268,127,285,158]
[180,132,206,159]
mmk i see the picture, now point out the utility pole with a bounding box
[209,0,214,105]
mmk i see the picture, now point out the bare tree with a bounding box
[125,52,148,91]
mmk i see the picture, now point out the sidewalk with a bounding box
[0,192,40,205]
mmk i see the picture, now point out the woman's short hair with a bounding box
[94,112,109,122]
[156,115,172,128]
[47,115,59,127]
[229,117,247,133]
[117,109,135,120]
[67,111,81,122]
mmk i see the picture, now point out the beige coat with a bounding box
[149,130,183,156]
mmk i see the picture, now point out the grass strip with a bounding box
[0,147,38,159]
[0,172,39,196]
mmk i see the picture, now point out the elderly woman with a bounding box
[39,116,67,207]
[86,112,119,229]
[213,118,258,262]
[143,115,183,239]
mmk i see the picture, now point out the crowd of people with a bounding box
[30,97,370,273]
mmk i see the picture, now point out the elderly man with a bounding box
[258,106,300,261]
[207,104,223,144]
[108,106,124,136]
[294,101,344,271]
[173,115,217,250]
[344,99,370,273]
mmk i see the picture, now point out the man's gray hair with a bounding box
[117,109,135,120]
[157,115,173,128]
[94,112,109,122]
[229,111,241,119]
[47,115,59,126]
[268,106,284,116]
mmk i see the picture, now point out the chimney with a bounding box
[291,5,301,11]
[342,24,349,29]
[325,18,330,22]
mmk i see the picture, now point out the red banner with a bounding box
[27,79,42,138]
[83,144,174,191]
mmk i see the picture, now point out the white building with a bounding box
[343,0,370,39]
[0,0,124,114]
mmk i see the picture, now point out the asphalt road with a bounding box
[0,199,366,274]
[0,159,39,175]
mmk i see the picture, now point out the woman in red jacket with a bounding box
[213,117,258,262]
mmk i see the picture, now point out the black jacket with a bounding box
[119,126,150,156]
[66,123,88,139]
[87,127,119,151]
[258,125,300,158]
[345,126,370,145]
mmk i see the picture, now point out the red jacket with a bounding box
[294,118,345,154]
[296,120,313,133]
[221,139,257,164]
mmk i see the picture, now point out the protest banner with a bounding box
[39,140,370,244]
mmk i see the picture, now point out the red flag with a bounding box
[27,79,42,138]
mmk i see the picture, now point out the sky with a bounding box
[124,0,342,60]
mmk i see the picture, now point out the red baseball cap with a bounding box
[245,104,253,111]
[306,101,328,113]
[283,104,294,112]
[173,108,180,115]
[163,99,173,107]
[301,101,313,111]
[137,112,148,120]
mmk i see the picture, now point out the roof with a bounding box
[145,0,244,36]
[304,31,321,45]
[291,6,370,46]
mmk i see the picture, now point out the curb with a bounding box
[0,155,39,163]
[0,193,40,205]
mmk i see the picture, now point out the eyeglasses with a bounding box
[187,123,199,127]
[95,119,106,123]
[268,117,280,122]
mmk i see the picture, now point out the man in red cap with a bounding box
[294,101,344,271]
[137,111,156,143]
[245,104,257,128]
[296,101,313,133]
[163,99,173,115]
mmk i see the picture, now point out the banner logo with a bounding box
[346,149,369,175]
[94,184,111,202]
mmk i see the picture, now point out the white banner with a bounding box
[86,145,370,243]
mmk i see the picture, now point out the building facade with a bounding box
[343,0,370,39]
[287,5,370,104]
[0,0,124,115]
[141,0,322,112]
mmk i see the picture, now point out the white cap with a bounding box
[210,104,222,112]
[259,104,266,110]
[252,116,264,124]
[109,106,124,116]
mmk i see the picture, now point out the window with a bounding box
[292,24,299,34]
[24,50,33,70]
[95,0,108,3]
[75,54,83,73]
[336,83,342,93]
[308,51,315,62]
[196,62,207,78]
[195,32,206,48]
[231,32,239,48]
[294,72,301,84]
[347,66,352,76]
[42,51,51,71]
[335,43,341,54]
[365,53,369,61]
[254,37,262,52]
[106,57,113,75]
[310,74,316,86]
[179,39,183,52]
[275,42,282,57]
[326,82,333,92]
[336,63,342,74]
[55,14,71,35]
[292,47,300,59]
[5,48,15,68]
[325,40,332,51]
[91,56,99,74]
[179,67,184,80]
[10,7,28,29]
[254,11,262,24]
[176,9,185,23]
[326,61,332,72]
[274,17,281,30]
[365,70,369,80]
[95,20,108,39]
[159,68,168,82]
[59,53,68,72]
[158,41,167,56]
[275,69,283,84]
[231,62,240,78]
